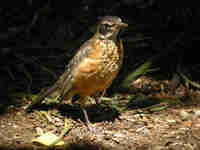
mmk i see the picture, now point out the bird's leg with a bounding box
[80,97,92,130]
[81,107,94,131]
[82,107,90,126]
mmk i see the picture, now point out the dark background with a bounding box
[0,0,200,101]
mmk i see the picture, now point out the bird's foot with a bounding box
[82,108,95,132]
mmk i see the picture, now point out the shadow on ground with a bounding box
[0,143,116,150]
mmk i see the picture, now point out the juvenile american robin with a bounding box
[26,16,128,128]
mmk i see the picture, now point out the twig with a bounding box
[179,72,200,89]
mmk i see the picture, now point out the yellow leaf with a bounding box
[32,132,64,146]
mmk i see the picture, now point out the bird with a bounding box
[26,16,128,128]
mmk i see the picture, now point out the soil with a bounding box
[1,77,200,150]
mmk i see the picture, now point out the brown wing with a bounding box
[118,39,124,66]
[25,36,96,112]
[55,37,95,99]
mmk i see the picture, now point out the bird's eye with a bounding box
[99,24,113,35]
[104,24,113,29]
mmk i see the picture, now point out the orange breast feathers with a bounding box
[71,39,124,97]
[89,40,105,59]
[72,57,104,96]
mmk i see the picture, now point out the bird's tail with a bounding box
[25,85,60,112]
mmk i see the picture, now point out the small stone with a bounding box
[112,133,126,143]
[136,126,150,135]
[13,124,18,128]
[54,121,64,127]
[194,110,200,117]
[113,133,125,138]
[167,119,176,125]
[54,117,61,122]
[179,110,190,121]
[142,128,150,136]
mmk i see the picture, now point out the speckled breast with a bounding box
[98,39,121,76]
[93,39,123,89]
[73,39,123,96]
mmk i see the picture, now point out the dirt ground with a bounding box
[1,77,200,150]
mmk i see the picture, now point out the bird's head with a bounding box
[96,16,128,40]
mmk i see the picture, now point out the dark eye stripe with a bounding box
[99,24,113,34]
[104,23,114,27]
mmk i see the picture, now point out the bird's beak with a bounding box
[120,22,128,28]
